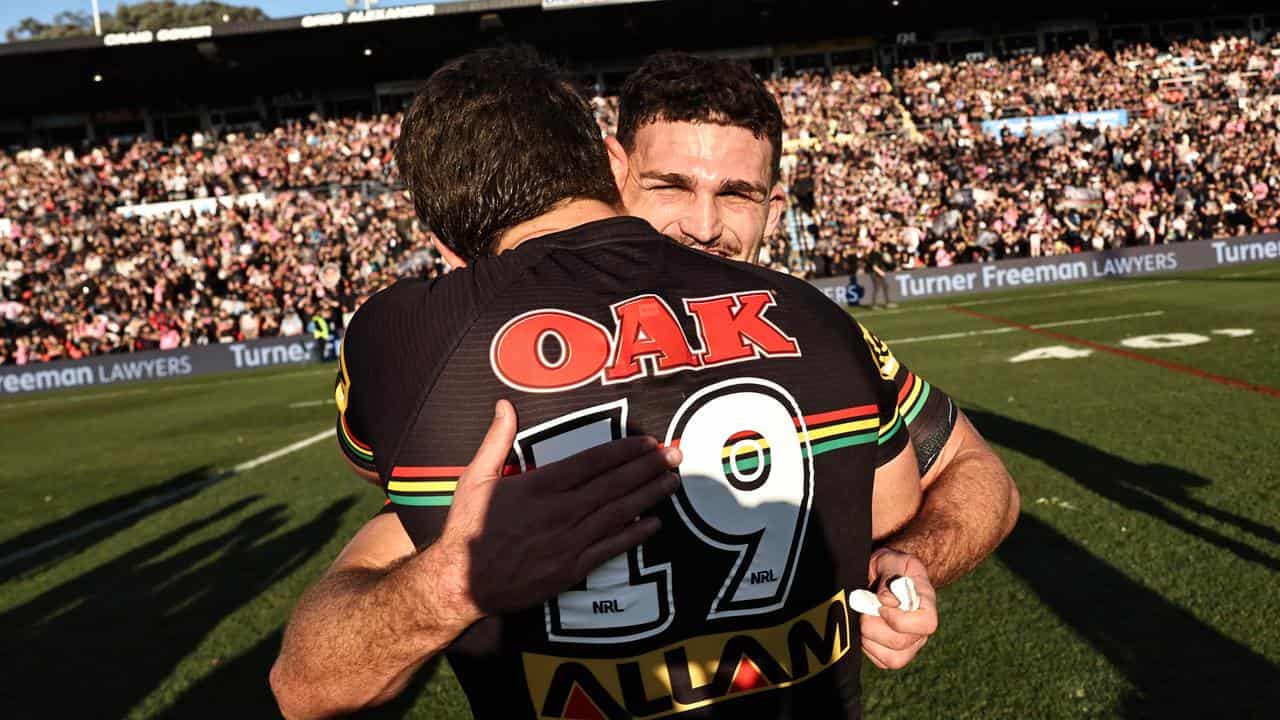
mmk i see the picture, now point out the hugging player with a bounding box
[272,48,1017,720]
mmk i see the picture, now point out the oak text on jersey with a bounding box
[490,290,802,393]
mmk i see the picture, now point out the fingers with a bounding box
[571,471,680,550]
[867,547,915,584]
[537,436,669,493]
[875,576,902,609]
[862,638,927,671]
[861,613,929,670]
[860,613,923,653]
[567,444,681,512]
[575,516,662,579]
[462,400,518,483]
[877,601,938,637]
[875,578,938,636]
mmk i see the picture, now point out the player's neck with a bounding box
[494,199,622,254]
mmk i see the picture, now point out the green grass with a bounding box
[2,262,1278,719]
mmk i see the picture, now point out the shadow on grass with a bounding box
[0,466,225,578]
[970,409,1280,715]
[158,628,446,719]
[967,410,1280,570]
[0,494,357,719]
[998,514,1279,717]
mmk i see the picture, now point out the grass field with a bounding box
[2,262,1278,719]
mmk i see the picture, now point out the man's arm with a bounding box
[856,323,1019,585]
[271,401,681,719]
[863,443,938,670]
[270,514,472,719]
[882,410,1020,588]
[857,323,1018,668]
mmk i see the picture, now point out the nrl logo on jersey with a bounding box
[490,290,802,393]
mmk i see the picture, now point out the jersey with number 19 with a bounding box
[338,217,912,720]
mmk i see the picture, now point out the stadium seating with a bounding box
[2,35,1278,366]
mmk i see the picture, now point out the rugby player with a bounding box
[604,53,1020,666]
[272,47,937,719]
[341,52,1015,669]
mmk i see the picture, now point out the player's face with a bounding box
[608,122,785,263]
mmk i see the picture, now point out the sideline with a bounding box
[0,367,334,412]
[885,308,1167,345]
[0,428,334,570]
[854,279,1182,317]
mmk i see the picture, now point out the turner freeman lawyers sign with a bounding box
[811,234,1280,306]
[0,335,326,396]
[5,236,1276,395]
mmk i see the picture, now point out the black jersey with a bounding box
[337,217,945,720]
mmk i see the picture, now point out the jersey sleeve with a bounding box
[332,278,446,488]
[854,323,911,467]
[857,325,958,475]
[335,267,509,550]
[335,310,379,477]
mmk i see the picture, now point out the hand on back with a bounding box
[434,400,682,622]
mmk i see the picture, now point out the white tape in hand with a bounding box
[849,577,920,616]
[849,589,882,616]
[890,576,920,612]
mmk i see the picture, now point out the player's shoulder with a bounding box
[345,277,434,340]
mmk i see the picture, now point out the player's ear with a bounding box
[764,181,787,238]
[430,233,468,269]
[605,136,629,194]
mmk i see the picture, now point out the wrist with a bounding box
[415,541,484,634]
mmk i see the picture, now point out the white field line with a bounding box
[0,428,333,570]
[887,310,1164,346]
[1219,268,1280,278]
[0,366,334,412]
[862,279,1181,317]
[288,399,332,409]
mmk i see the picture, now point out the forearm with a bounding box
[270,544,475,719]
[879,444,1018,588]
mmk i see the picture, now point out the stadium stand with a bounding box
[2,1,1279,366]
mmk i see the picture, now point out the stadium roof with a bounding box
[2,0,1274,121]
[0,0,549,57]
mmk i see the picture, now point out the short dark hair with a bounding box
[616,52,783,183]
[396,46,620,262]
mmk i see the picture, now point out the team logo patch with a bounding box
[860,326,899,381]
[335,341,352,413]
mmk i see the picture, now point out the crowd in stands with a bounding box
[3,34,1279,365]
[770,35,1280,276]
[0,115,435,365]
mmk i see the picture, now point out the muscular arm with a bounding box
[880,410,1020,588]
[270,514,477,720]
[871,441,922,540]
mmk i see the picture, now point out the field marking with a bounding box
[0,367,334,412]
[950,306,1280,399]
[1219,268,1280,278]
[858,279,1181,317]
[288,399,332,408]
[0,428,333,570]
[887,311,1164,345]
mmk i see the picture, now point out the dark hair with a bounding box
[617,52,783,183]
[396,46,620,262]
